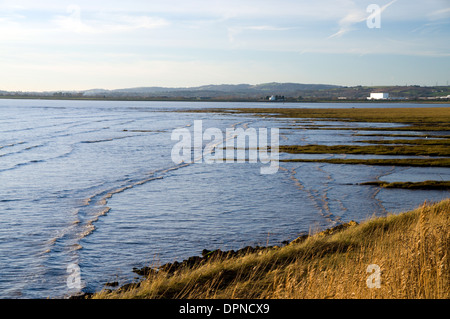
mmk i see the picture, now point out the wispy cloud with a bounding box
[428,7,450,20]
[52,5,96,33]
[227,24,291,43]
[52,4,170,34]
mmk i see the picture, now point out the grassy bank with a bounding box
[91,198,449,299]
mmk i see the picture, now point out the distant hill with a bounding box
[1,83,449,101]
[81,82,342,99]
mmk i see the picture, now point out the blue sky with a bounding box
[0,0,449,91]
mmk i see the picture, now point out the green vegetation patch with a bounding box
[353,133,450,139]
[360,180,450,190]
[280,144,450,156]
[357,139,450,146]
[280,158,450,167]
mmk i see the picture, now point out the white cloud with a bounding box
[52,5,96,33]
[51,5,170,34]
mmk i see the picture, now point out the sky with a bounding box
[0,0,449,91]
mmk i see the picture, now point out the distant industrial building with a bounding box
[367,92,389,100]
[268,95,285,101]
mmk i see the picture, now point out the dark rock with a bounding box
[104,281,119,287]
[133,266,156,277]
[202,249,212,257]
[69,292,93,299]
[184,256,203,267]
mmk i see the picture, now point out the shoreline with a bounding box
[70,219,361,299]
[1,95,450,104]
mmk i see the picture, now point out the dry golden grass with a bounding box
[92,198,449,299]
[268,201,449,299]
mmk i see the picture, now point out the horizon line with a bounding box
[2,82,450,93]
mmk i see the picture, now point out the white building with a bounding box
[368,92,389,100]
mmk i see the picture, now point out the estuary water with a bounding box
[0,99,448,298]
